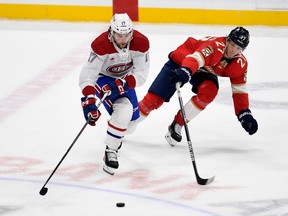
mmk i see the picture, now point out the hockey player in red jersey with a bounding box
[79,13,150,174]
[139,26,258,146]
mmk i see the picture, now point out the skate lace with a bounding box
[106,149,118,162]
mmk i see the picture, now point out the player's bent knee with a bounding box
[192,81,218,110]
[198,80,218,103]
[139,92,165,116]
[111,97,133,127]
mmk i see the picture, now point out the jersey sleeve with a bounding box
[128,30,150,87]
[229,55,250,115]
[130,49,150,87]
[232,91,249,115]
[79,34,109,95]
[181,37,224,74]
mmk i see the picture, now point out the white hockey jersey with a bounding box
[79,30,150,94]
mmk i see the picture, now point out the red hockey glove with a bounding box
[81,95,101,126]
[102,78,129,96]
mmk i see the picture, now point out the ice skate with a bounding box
[165,120,182,147]
[103,146,119,175]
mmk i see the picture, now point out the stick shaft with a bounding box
[175,82,214,185]
[40,93,108,189]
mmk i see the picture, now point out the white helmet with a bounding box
[110,13,133,34]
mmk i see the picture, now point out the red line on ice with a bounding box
[0,44,88,124]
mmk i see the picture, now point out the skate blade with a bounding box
[103,164,115,175]
[165,132,177,147]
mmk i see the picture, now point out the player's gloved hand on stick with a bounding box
[170,67,192,87]
[81,95,101,126]
[237,109,258,135]
[102,78,129,96]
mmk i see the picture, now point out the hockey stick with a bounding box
[175,82,215,185]
[39,92,109,196]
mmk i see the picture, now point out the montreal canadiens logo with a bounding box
[107,62,133,74]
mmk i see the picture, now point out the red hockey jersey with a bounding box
[170,36,249,115]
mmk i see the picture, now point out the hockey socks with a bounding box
[138,92,164,116]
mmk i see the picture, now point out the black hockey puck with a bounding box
[116,202,125,207]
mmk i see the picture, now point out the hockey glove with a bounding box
[81,95,101,126]
[170,67,192,87]
[237,109,258,135]
[102,78,129,96]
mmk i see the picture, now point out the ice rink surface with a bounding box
[0,20,288,216]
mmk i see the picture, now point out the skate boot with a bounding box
[165,120,182,147]
[103,146,119,175]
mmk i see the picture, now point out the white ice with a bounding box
[0,20,288,216]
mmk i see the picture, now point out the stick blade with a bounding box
[39,187,48,196]
[197,175,215,185]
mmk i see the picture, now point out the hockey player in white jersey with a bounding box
[79,13,150,174]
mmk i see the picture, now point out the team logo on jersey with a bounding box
[201,45,214,57]
[107,62,133,74]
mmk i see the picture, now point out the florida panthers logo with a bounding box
[107,62,133,74]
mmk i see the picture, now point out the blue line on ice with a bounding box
[0,177,223,216]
